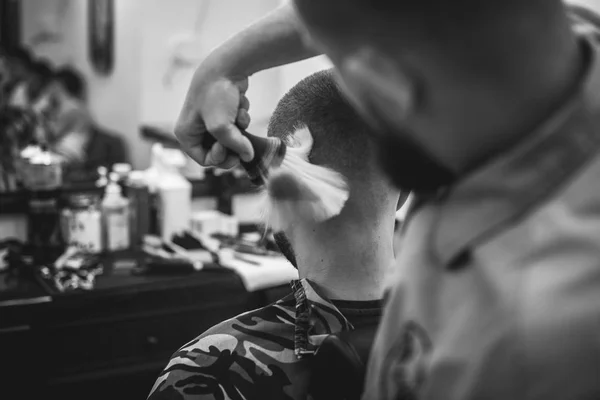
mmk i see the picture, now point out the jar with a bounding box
[24,147,64,254]
[21,147,62,191]
[61,194,103,253]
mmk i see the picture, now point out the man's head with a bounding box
[54,67,88,103]
[27,60,54,103]
[292,0,575,189]
[267,69,401,266]
[33,66,91,140]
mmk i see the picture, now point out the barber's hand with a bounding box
[175,63,254,169]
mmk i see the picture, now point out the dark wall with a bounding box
[0,0,21,49]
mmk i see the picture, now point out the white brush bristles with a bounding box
[260,126,350,232]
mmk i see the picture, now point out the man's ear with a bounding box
[337,47,417,131]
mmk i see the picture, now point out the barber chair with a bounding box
[309,326,377,400]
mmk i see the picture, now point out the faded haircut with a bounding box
[267,69,377,182]
[267,69,385,269]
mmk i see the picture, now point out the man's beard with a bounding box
[273,232,298,269]
[377,131,456,194]
[333,70,457,194]
[346,89,457,194]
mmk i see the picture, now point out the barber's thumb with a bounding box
[211,123,254,162]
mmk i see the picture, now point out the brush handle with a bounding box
[201,129,267,168]
[201,129,284,185]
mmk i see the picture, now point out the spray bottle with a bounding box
[145,144,192,241]
[102,172,130,251]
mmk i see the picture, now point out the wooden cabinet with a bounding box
[0,270,288,400]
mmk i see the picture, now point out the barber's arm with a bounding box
[175,2,321,169]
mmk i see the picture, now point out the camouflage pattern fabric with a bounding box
[148,279,355,400]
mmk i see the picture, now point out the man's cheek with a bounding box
[273,232,298,269]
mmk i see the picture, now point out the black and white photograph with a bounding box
[1,1,600,399]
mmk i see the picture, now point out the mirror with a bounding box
[0,0,22,49]
[88,0,114,75]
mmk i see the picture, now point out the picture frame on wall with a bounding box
[0,0,21,50]
[88,0,114,76]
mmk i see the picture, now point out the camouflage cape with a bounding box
[148,279,360,400]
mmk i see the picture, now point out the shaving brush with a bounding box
[202,126,349,231]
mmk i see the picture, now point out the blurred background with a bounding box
[0,2,331,399]
[1,0,331,167]
[0,0,332,240]
[0,1,598,399]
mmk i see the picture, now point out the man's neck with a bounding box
[292,218,394,301]
[414,17,586,174]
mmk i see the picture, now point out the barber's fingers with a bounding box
[239,95,250,112]
[236,109,251,130]
[201,81,254,162]
[204,117,254,162]
[236,78,250,95]
[219,154,241,170]
[205,110,251,166]
[205,142,240,169]
[203,98,251,166]
[174,110,212,166]
[237,95,251,129]
[205,142,226,165]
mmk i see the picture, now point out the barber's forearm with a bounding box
[206,3,321,78]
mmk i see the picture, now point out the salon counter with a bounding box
[0,258,290,400]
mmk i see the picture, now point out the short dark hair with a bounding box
[28,59,55,102]
[31,59,53,76]
[0,106,38,148]
[5,46,33,66]
[268,69,396,267]
[54,66,87,101]
[268,69,375,181]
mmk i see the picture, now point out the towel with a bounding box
[218,248,298,292]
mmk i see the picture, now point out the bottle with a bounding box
[113,163,132,180]
[127,171,150,250]
[145,144,163,235]
[96,166,109,189]
[156,156,192,241]
[112,163,132,195]
[101,174,130,251]
[62,193,103,253]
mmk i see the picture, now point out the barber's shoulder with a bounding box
[569,4,600,39]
